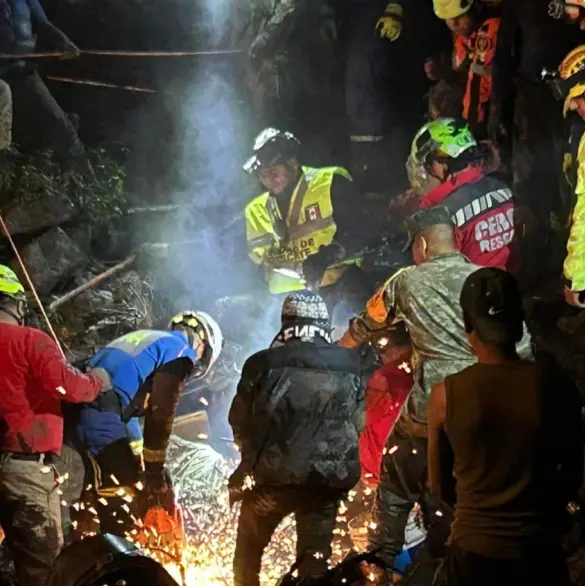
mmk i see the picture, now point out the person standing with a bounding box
[0,264,110,586]
[229,291,364,586]
[429,267,582,585]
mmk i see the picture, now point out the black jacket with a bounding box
[229,336,365,490]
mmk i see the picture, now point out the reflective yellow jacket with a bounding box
[565,131,585,291]
[245,166,356,294]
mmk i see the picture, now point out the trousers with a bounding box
[433,542,570,586]
[0,455,63,586]
[233,486,345,586]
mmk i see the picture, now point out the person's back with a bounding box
[240,336,363,489]
[445,360,565,555]
[429,267,580,585]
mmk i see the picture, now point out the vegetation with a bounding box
[0,147,127,224]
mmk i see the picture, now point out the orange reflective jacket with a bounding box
[453,17,500,127]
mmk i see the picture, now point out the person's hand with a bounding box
[89,367,112,393]
[303,245,342,291]
[249,32,270,62]
[564,287,585,308]
[58,36,80,59]
[144,463,175,513]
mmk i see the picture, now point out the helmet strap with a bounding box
[0,303,25,326]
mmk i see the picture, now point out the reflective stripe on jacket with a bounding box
[565,131,585,291]
[453,17,500,127]
[77,330,196,456]
[245,165,356,293]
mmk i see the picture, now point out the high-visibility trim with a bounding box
[143,447,166,464]
[129,439,144,456]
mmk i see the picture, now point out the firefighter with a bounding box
[243,128,374,312]
[229,291,364,586]
[340,0,450,194]
[548,45,585,307]
[0,265,111,586]
[338,207,533,581]
[406,117,518,271]
[70,311,223,535]
[433,0,500,138]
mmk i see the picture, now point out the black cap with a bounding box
[402,205,453,251]
[460,267,524,344]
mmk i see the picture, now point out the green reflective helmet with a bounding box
[406,118,477,195]
[0,264,25,300]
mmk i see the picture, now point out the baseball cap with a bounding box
[402,205,454,251]
[460,267,524,344]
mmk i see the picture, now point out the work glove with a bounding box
[89,367,113,393]
[564,287,585,308]
[375,3,403,41]
[303,244,344,290]
[144,462,176,513]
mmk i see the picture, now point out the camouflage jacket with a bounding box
[229,336,365,489]
[348,253,532,430]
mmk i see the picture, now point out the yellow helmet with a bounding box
[433,0,474,19]
[555,45,585,116]
[0,264,25,300]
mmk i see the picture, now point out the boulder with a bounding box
[3,195,76,236]
[15,227,89,295]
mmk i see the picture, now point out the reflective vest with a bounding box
[245,166,357,294]
[453,17,499,127]
[565,131,585,291]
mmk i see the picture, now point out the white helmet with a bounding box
[168,310,224,378]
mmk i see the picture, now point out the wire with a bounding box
[0,49,243,59]
[0,213,65,358]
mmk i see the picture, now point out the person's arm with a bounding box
[28,0,79,54]
[142,358,194,467]
[427,382,447,498]
[228,354,264,449]
[249,0,297,60]
[30,329,106,403]
[565,140,585,303]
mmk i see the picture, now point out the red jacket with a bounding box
[419,167,517,271]
[359,356,413,485]
[0,323,103,454]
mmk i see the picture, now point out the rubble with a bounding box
[2,195,77,236]
[14,227,88,296]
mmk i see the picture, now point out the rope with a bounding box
[47,76,155,93]
[0,214,65,358]
[0,49,243,59]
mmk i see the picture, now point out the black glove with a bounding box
[303,245,343,290]
[144,462,175,513]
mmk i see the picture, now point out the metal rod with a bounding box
[47,76,155,93]
[48,254,137,312]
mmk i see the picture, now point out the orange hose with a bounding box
[0,214,65,358]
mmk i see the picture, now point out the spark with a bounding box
[110,474,120,485]
[389,445,399,455]
[61,500,68,506]
[98,498,109,506]
[199,397,209,406]
[57,386,67,395]
[398,361,412,374]
[197,434,209,440]
[435,510,443,517]
[412,448,417,454]
[135,481,144,491]
[88,506,98,515]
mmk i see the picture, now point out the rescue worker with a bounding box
[492,0,581,226]
[0,265,111,586]
[71,311,223,533]
[548,45,585,307]
[340,0,450,194]
[233,0,342,160]
[433,0,500,138]
[229,291,364,586]
[429,268,581,585]
[549,0,585,29]
[338,207,532,581]
[0,0,89,171]
[406,118,517,271]
[244,128,374,312]
[359,323,412,488]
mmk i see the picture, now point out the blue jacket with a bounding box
[0,0,59,75]
[76,330,196,456]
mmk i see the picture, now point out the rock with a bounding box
[15,227,89,295]
[72,288,114,313]
[3,195,76,236]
